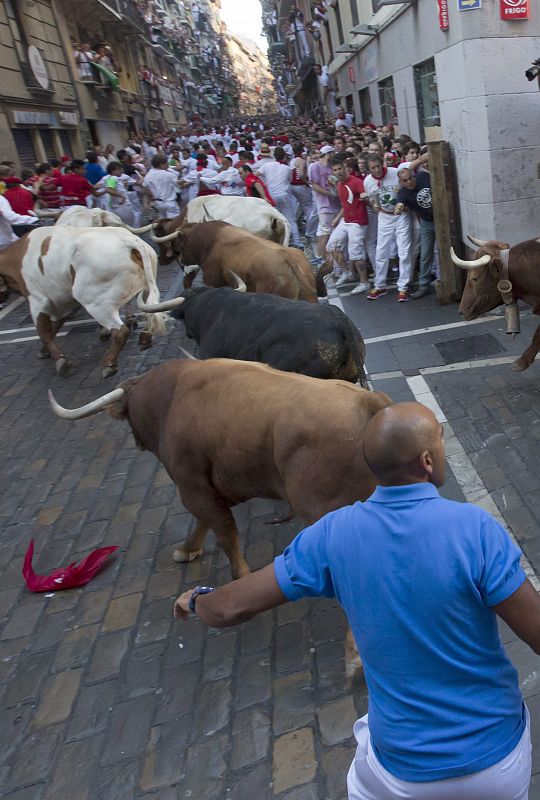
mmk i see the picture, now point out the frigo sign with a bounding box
[500,0,529,19]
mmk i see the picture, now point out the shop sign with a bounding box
[500,0,529,19]
[58,111,78,126]
[438,0,450,28]
[348,66,355,83]
[28,45,50,90]
[13,110,57,126]
[457,0,481,10]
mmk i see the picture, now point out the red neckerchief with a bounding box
[375,167,388,187]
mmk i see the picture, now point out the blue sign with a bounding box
[457,0,481,9]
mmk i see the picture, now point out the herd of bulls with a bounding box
[2,200,539,675]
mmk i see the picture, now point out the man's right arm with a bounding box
[493,579,540,654]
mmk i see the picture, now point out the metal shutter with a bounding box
[59,130,72,157]
[11,129,37,168]
[95,121,128,152]
[40,129,56,161]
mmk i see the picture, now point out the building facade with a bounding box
[0,0,242,168]
[227,34,276,116]
[263,0,540,244]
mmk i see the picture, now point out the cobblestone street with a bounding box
[1,267,539,799]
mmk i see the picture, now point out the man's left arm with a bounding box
[407,152,429,172]
[174,562,287,626]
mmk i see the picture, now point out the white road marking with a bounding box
[0,297,25,321]
[0,332,69,345]
[0,318,94,336]
[364,315,502,345]
[406,373,540,589]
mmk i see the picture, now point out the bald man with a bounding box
[174,402,540,800]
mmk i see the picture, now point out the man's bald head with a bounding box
[363,402,445,486]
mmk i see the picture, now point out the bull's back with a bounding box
[129,360,389,512]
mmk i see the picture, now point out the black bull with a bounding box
[171,286,368,386]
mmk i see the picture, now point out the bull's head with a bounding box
[451,235,511,321]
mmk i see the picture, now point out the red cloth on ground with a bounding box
[23,539,118,592]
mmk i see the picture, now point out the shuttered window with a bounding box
[11,129,37,168]
[40,129,56,161]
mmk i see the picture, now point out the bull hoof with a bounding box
[511,358,530,372]
[38,347,51,359]
[126,318,138,331]
[138,332,152,350]
[99,328,112,341]
[172,546,203,564]
[55,357,71,377]
[102,363,118,379]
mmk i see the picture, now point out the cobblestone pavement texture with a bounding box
[0,262,539,799]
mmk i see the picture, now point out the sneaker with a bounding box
[410,286,431,299]
[335,272,355,286]
[397,290,408,302]
[350,282,370,295]
[367,288,387,300]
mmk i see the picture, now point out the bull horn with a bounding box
[201,201,214,221]
[467,235,490,248]
[450,247,492,270]
[136,290,185,312]
[125,223,153,234]
[150,227,181,244]
[228,269,247,292]
[48,387,124,420]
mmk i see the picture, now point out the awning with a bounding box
[96,0,122,20]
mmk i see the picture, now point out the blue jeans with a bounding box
[418,218,436,288]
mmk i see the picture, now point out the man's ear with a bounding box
[419,450,433,476]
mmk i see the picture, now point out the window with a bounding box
[378,76,396,124]
[350,0,359,27]
[11,129,37,168]
[325,21,333,57]
[359,87,372,121]
[345,93,354,115]
[40,129,56,161]
[414,58,440,130]
[334,3,344,45]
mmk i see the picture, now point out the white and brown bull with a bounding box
[152,220,327,302]
[0,227,183,378]
[171,195,290,245]
[451,235,540,372]
[53,205,152,234]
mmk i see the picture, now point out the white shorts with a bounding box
[343,222,367,261]
[316,211,335,237]
[347,711,531,800]
[327,219,348,253]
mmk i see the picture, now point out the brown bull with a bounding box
[452,235,540,372]
[152,220,327,302]
[50,359,391,579]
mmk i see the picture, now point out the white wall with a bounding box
[332,0,540,244]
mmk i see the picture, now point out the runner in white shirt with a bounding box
[143,154,180,218]
[255,146,302,247]
[0,194,38,250]
[200,157,245,196]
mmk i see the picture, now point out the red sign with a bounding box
[348,66,355,83]
[500,0,529,19]
[438,0,449,29]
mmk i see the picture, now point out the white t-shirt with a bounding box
[200,166,245,196]
[363,162,411,213]
[335,114,353,129]
[0,195,37,249]
[143,168,179,203]
[254,161,291,198]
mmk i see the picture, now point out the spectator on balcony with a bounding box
[264,8,280,43]
[289,6,310,58]
[314,64,337,121]
[95,44,117,75]
[73,41,95,81]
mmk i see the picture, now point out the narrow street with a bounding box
[1,261,539,799]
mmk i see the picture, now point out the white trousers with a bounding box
[347,712,531,800]
[154,200,180,219]
[365,208,378,268]
[274,192,302,246]
[373,212,413,291]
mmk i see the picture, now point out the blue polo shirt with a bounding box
[85,162,106,185]
[274,483,526,782]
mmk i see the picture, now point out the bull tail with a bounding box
[342,316,368,387]
[271,217,290,246]
[138,245,168,335]
[315,260,333,297]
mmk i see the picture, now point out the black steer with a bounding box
[172,287,368,386]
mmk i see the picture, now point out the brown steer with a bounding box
[152,220,327,301]
[452,235,540,371]
[50,358,391,578]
